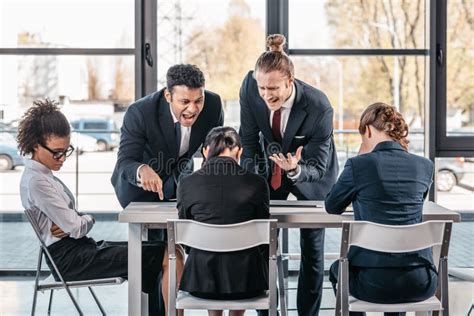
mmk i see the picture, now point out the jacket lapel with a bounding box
[282,82,307,153]
[157,96,178,157]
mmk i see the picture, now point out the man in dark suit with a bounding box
[111,64,223,208]
[239,34,338,315]
[111,64,223,315]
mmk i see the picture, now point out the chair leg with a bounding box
[277,253,287,316]
[62,285,83,316]
[88,287,106,315]
[47,290,54,315]
[31,248,43,316]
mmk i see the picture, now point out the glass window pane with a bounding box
[436,157,474,211]
[291,55,426,166]
[0,0,134,48]
[0,55,133,212]
[446,1,474,136]
[157,0,266,128]
[0,55,134,111]
[289,0,426,49]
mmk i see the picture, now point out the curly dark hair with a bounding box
[166,64,205,93]
[359,102,409,151]
[17,99,71,156]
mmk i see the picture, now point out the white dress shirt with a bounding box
[268,84,301,180]
[169,106,192,157]
[269,83,296,138]
[20,159,94,247]
[137,105,192,184]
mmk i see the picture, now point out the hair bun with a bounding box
[266,34,286,52]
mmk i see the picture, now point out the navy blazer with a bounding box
[239,71,338,200]
[177,156,270,294]
[325,141,435,268]
[111,88,223,208]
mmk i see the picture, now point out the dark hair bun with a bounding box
[266,34,286,52]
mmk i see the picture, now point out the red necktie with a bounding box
[271,109,282,190]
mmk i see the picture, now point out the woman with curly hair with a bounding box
[18,99,183,316]
[325,102,437,316]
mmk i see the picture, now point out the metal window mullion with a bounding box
[142,0,157,96]
[135,0,144,98]
[428,0,438,201]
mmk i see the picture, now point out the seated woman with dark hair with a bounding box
[177,126,270,316]
[18,99,183,316]
[325,102,437,316]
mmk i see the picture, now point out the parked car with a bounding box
[71,132,100,153]
[436,157,466,192]
[0,133,24,171]
[71,118,119,151]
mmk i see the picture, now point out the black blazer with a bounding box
[111,88,223,207]
[177,156,270,295]
[325,141,435,268]
[239,71,338,200]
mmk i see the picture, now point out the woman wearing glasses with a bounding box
[18,99,183,316]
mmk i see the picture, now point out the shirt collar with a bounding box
[169,105,178,124]
[372,141,405,152]
[281,83,296,110]
[25,158,53,176]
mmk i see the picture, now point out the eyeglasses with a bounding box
[41,144,75,160]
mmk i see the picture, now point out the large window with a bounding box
[0,0,472,274]
[0,0,135,213]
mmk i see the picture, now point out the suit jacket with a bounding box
[177,156,270,295]
[239,71,338,200]
[111,88,223,208]
[325,141,435,268]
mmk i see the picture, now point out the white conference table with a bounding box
[119,201,460,315]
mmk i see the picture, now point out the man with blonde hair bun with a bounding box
[239,34,338,315]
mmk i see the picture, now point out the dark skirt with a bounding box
[329,260,438,304]
[179,247,269,296]
[47,236,165,294]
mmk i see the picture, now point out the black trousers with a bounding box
[148,229,168,316]
[329,260,438,316]
[47,236,165,316]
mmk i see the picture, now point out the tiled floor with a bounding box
[0,221,472,315]
[0,275,473,315]
[0,221,473,270]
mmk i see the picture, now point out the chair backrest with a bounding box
[340,220,453,264]
[25,208,48,249]
[167,218,278,314]
[169,219,276,252]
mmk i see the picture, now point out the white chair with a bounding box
[448,267,474,315]
[25,209,125,316]
[167,219,278,315]
[335,220,453,316]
